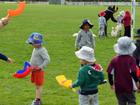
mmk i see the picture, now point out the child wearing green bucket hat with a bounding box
[26,32,50,105]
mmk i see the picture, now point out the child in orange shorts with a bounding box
[26,32,50,105]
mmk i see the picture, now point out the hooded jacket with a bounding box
[122,11,131,27]
[72,64,104,95]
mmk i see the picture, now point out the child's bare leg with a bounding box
[35,85,43,100]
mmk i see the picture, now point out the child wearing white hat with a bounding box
[70,46,105,105]
[107,36,139,105]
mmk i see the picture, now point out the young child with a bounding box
[70,46,105,105]
[75,19,95,50]
[26,32,50,105]
[107,36,139,105]
[122,11,131,37]
[0,53,13,63]
[116,11,125,36]
[99,11,106,37]
[133,29,140,79]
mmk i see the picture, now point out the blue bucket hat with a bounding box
[26,32,43,45]
[80,19,93,29]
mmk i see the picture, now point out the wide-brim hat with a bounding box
[26,32,43,45]
[75,46,96,62]
[134,29,140,38]
[80,19,93,29]
[114,36,136,55]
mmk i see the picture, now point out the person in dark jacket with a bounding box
[133,29,140,67]
[99,5,118,36]
[133,29,140,80]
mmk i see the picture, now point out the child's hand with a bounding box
[75,48,79,51]
[69,84,73,89]
[7,58,13,64]
[111,84,115,91]
[1,17,10,25]
[136,82,140,89]
[30,66,41,71]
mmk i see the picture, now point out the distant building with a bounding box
[49,0,65,4]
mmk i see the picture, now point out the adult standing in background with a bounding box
[99,5,118,36]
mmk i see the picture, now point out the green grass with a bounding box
[0,3,140,105]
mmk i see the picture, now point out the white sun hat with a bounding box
[114,36,136,55]
[75,46,96,62]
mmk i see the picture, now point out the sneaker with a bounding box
[31,100,42,105]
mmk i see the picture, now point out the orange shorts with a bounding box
[31,70,45,86]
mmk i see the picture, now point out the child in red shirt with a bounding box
[122,11,131,37]
[107,37,139,105]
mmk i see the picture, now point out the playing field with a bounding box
[0,3,140,105]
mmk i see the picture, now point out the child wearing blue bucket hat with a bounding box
[26,32,50,105]
[75,19,95,50]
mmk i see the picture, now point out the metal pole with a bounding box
[131,0,136,39]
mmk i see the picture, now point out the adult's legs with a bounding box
[105,25,107,37]
[124,26,131,37]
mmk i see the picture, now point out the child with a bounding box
[122,11,131,37]
[99,11,106,37]
[26,32,50,105]
[0,16,10,28]
[75,19,95,50]
[70,46,105,105]
[107,36,139,105]
[133,29,140,79]
[116,11,125,36]
[0,53,13,63]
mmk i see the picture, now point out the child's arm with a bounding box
[0,53,13,63]
[38,48,50,69]
[0,16,10,28]
[108,73,114,86]
[75,33,81,50]
[111,14,117,23]
[72,70,85,88]
[107,59,115,90]
[90,32,95,49]
[0,53,8,61]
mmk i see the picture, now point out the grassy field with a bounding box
[0,3,140,105]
